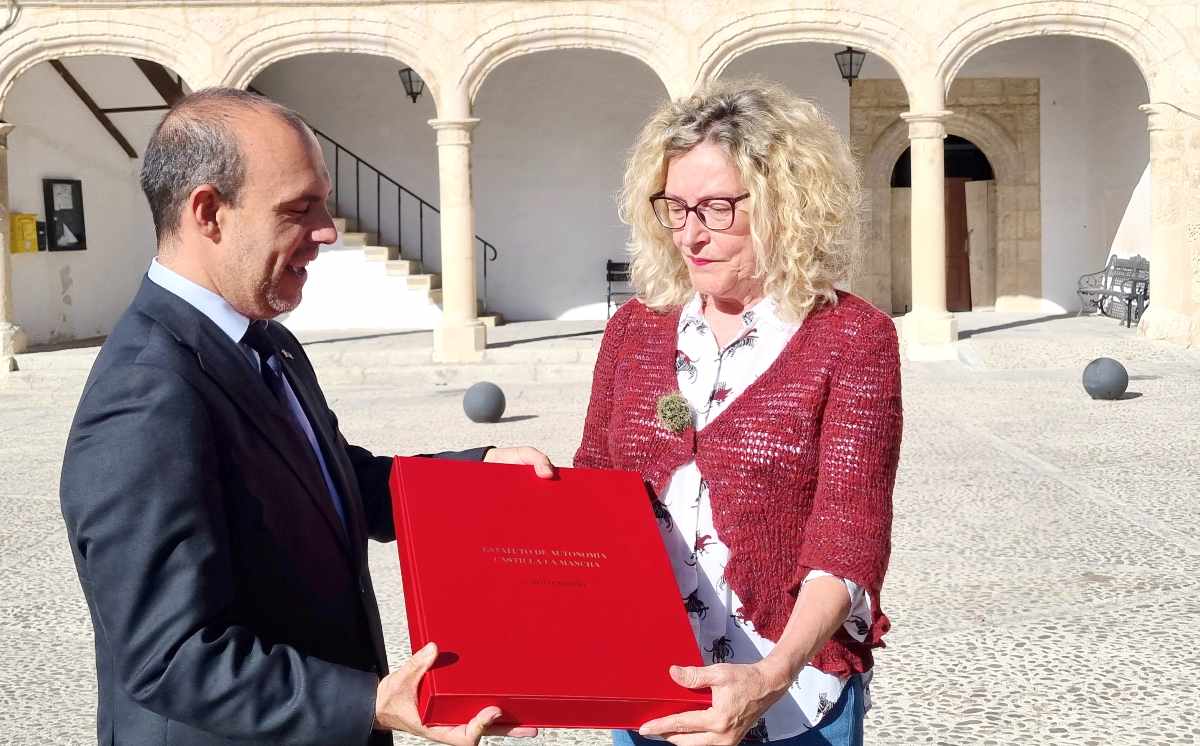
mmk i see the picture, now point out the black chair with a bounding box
[606,260,633,318]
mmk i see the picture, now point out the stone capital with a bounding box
[0,122,13,148]
[900,110,952,140]
[429,118,480,147]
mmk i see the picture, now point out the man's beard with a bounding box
[261,274,301,315]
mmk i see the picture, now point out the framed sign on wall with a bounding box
[42,178,87,251]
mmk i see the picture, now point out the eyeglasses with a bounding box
[649,192,750,231]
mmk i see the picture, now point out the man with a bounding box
[59,88,550,745]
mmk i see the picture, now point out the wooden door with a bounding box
[945,177,973,312]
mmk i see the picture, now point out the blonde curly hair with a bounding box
[618,79,861,323]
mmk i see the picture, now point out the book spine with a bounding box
[390,459,435,720]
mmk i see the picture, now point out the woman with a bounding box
[574,80,902,746]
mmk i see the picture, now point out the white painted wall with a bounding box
[721,43,852,144]
[863,36,1150,313]
[253,54,444,278]
[1086,49,1152,267]
[472,50,667,320]
[5,56,164,345]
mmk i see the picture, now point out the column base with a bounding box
[433,322,486,363]
[1138,306,1200,346]
[0,322,27,357]
[902,311,959,361]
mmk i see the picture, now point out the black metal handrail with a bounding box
[480,240,498,312]
[309,126,499,311]
[247,88,499,312]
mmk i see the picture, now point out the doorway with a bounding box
[890,135,996,313]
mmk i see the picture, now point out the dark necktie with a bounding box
[241,321,289,407]
[241,321,347,529]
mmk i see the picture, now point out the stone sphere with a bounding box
[1082,357,1129,400]
[463,381,506,423]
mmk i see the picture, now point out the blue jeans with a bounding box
[612,674,864,746]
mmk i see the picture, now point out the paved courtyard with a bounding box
[1,312,1198,745]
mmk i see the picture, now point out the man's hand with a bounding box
[483,446,555,478]
[374,642,538,746]
[636,661,791,746]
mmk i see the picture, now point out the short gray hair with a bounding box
[139,87,311,242]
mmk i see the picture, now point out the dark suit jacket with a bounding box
[60,277,488,745]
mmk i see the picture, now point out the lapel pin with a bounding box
[281,349,294,360]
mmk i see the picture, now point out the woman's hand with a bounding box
[637,659,793,746]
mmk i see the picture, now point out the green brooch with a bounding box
[656,391,693,434]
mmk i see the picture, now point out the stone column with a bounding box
[429,116,485,362]
[1137,103,1199,344]
[0,122,28,366]
[900,110,958,359]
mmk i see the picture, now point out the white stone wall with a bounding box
[4,57,160,344]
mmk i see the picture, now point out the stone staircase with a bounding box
[339,216,503,327]
[280,216,502,331]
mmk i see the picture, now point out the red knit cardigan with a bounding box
[574,292,902,676]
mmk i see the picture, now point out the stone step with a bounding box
[406,274,441,291]
[385,259,422,276]
[327,216,504,326]
[341,231,376,247]
[425,291,492,314]
[9,348,98,372]
[363,245,401,262]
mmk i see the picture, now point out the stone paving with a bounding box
[2,312,1199,745]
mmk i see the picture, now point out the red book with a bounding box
[389,456,711,729]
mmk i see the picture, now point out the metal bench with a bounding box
[1077,255,1149,327]
[606,260,634,318]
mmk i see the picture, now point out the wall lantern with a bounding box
[834,46,866,86]
[398,67,425,103]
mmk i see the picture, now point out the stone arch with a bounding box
[0,19,208,113]
[694,7,925,105]
[936,1,1194,101]
[220,19,446,108]
[458,9,684,103]
[865,113,1021,192]
[862,111,1034,313]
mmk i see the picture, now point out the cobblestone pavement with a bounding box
[1,313,1198,745]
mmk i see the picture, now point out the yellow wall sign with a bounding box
[9,213,39,253]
